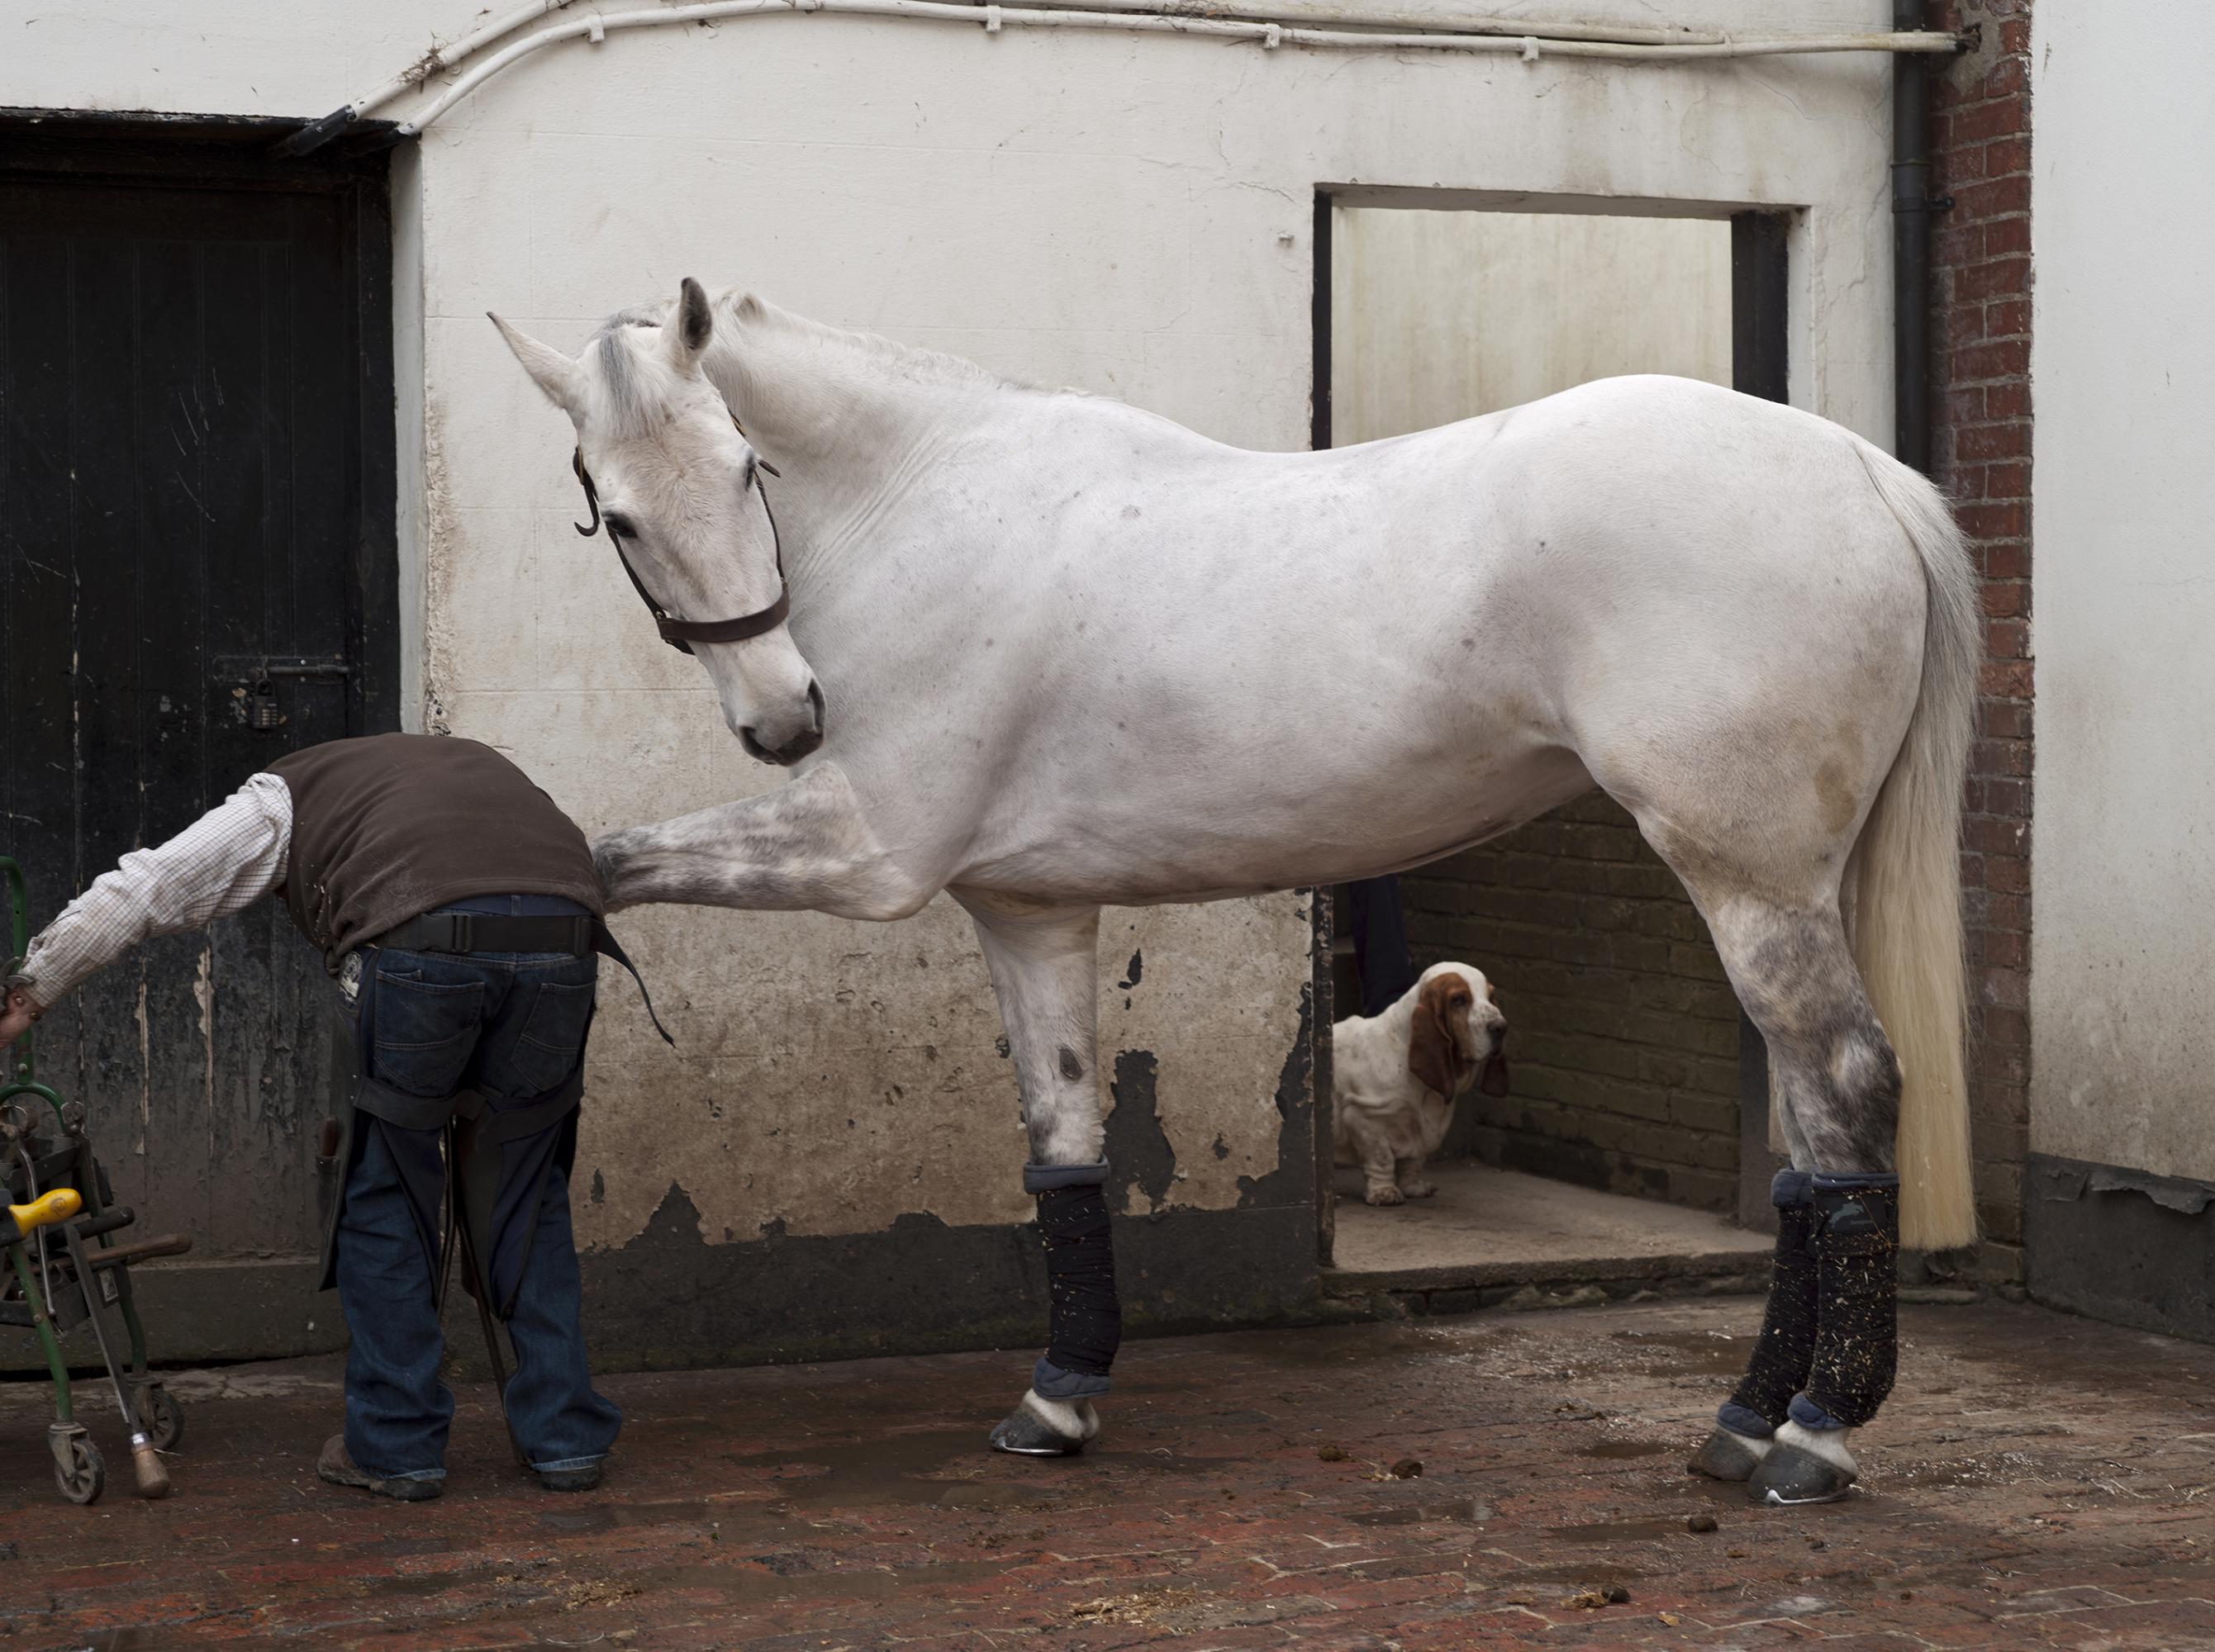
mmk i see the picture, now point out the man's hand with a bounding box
[0,988,41,1049]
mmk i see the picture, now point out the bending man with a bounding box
[0,733,625,1501]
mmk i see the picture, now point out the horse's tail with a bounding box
[1846,441,1981,1251]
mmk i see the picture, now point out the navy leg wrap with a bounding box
[1722,1170,1819,1436]
[1034,1180,1120,1400]
[1795,1175,1899,1430]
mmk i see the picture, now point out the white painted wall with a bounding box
[2029,1,2215,1180]
[5,2,1901,1251]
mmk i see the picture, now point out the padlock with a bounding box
[248,681,283,732]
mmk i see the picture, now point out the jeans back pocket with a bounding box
[372,970,488,1099]
[501,978,597,1098]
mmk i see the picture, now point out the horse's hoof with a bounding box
[989,1390,1100,1457]
[1747,1441,1858,1505]
[1688,1426,1771,1483]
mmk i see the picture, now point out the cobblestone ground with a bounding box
[4,1297,2213,1649]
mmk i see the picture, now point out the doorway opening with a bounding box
[1313,192,1790,1303]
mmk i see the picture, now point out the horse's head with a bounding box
[490,278,823,766]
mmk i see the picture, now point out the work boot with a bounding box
[535,1458,605,1493]
[316,1434,444,1502]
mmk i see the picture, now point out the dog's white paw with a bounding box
[1400,1180,1438,1199]
[1365,1184,1405,1207]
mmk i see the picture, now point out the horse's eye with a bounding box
[602,512,637,539]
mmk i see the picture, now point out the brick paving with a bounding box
[5,1297,2215,1649]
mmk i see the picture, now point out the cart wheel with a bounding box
[135,1385,185,1451]
[55,1435,103,1505]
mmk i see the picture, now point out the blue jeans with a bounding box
[334,901,622,1481]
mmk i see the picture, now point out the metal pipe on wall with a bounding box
[282,1,1962,155]
[1892,0,1956,473]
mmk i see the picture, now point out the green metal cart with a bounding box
[2,857,189,1503]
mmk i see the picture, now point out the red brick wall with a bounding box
[1401,794,1742,1214]
[1929,0,2033,1276]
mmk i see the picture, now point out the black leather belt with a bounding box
[362,909,673,1048]
[375,912,594,957]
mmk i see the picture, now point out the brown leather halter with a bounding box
[569,425,788,655]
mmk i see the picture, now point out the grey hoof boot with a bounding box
[1748,1441,1858,1505]
[989,1389,1101,1457]
[1689,1426,1771,1483]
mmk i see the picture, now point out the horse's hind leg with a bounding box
[957,896,1119,1459]
[1673,893,1904,1506]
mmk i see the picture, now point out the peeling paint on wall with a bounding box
[1100,899,1311,1216]
[562,885,1310,1251]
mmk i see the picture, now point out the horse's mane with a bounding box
[587,303,682,435]
[722,292,1045,396]
[586,291,1060,438]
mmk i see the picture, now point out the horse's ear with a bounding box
[1408,975,1476,1099]
[666,277,712,371]
[488,314,587,415]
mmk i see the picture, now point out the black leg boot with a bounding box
[1748,1176,1900,1506]
[991,1169,1119,1456]
[1691,1170,1818,1481]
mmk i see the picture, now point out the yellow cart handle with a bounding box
[6,1188,81,1239]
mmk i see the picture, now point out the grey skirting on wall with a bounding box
[2025,1152,2215,1343]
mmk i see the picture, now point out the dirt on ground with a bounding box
[3,1296,2214,1649]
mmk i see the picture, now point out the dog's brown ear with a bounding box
[1478,980,1510,1094]
[1409,974,1476,1099]
[1478,1042,1512,1098]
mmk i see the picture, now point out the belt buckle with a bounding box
[448,913,474,953]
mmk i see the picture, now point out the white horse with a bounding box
[492,279,1978,1504]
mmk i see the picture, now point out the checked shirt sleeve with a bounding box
[9,772,295,1009]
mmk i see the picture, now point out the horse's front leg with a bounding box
[592,762,931,921]
[957,895,1118,1459]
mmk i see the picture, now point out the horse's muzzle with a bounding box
[741,680,827,767]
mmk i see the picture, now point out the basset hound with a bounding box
[1332,961,1509,1206]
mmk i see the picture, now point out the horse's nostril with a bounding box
[739,719,825,767]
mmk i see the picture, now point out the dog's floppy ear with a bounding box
[1478,1036,1512,1098]
[1409,973,1476,1099]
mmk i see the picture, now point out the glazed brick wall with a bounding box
[1928,0,2034,1275]
[1402,792,1742,1215]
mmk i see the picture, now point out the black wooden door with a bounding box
[0,130,396,1351]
